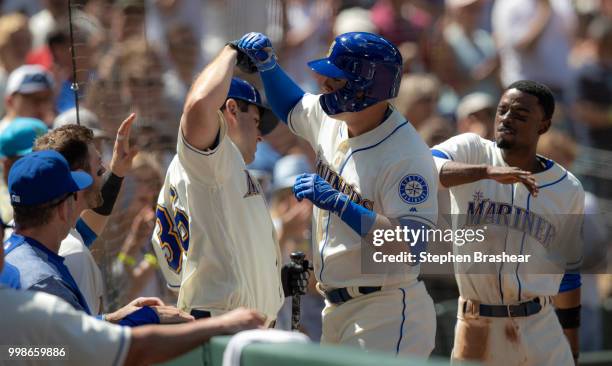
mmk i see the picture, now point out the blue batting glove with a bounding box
[292,173,348,214]
[236,32,278,72]
[293,173,377,236]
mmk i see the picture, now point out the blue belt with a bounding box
[471,298,543,318]
[324,286,382,304]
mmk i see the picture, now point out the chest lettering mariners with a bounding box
[464,191,556,248]
[316,156,374,210]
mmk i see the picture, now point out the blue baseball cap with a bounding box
[0,117,48,158]
[227,77,278,135]
[8,150,93,206]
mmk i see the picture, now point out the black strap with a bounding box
[325,286,382,304]
[190,309,212,319]
[473,298,543,318]
[92,172,123,216]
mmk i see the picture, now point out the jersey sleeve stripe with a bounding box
[287,104,297,135]
[75,218,97,248]
[537,171,568,189]
[180,129,222,157]
[112,326,128,366]
[431,149,452,160]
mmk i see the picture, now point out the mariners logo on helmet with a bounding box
[398,174,428,204]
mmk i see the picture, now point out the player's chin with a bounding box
[495,135,514,149]
[244,151,256,165]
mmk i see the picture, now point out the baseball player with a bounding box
[234,32,438,356]
[1,236,266,366]
[431,80,583,365]
[151,45,287,324]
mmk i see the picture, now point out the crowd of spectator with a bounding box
[0,0,610,356]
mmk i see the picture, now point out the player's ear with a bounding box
[225,99,239,116]
[5,95,13,110]
[56,198,69,224]
[538,118,551,135]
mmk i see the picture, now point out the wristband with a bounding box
[555,305,581,329]
[144,253,158,267]
[335,194,377,237]
[93,172,124,216]
[118,306,160,327]
[117,252,136,267]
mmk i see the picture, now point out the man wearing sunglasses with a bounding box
[1,150,97,312]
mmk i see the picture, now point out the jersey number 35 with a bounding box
[155,186,190,274]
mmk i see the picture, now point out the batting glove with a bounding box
[281,260,310,297]
[294,173,377,237]
[235,32,278,72]
[293,173,349,216]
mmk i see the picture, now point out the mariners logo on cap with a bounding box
[398,174,428,204]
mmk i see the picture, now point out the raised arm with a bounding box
[181,46,238,150]
[81,114,138,237]
[232,32,305,123]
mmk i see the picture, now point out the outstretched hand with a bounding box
[486,166,539,196]
[215,308,267,333]
[104,296,165,323]
[110,113,138,177]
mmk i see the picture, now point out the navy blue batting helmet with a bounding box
[308,32,403,115]
[227,77,278,135]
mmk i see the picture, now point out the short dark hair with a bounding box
[13,192,73,229]
[506,80,555,120]
[34,125,94,171]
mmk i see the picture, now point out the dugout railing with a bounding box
[156,335,460,366]
[156,330,612,366]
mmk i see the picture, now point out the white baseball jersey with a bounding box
[152,111,284,320]
[0,287,130,366]
[59,229,104,315]
[432,133,584,304]
[288,93,439,288]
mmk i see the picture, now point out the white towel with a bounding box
[222,329,310,366]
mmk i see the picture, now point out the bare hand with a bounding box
[215,308,266,334]
[110,113,138,177]
[152,306,195,324]
[105,297,165,323]
[486,166,539,196]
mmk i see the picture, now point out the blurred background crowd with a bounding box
[0,0,610,357]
